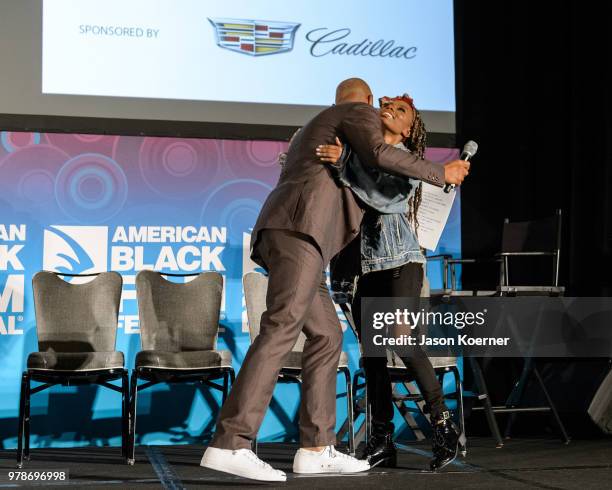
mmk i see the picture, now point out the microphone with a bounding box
[443,140,478,193]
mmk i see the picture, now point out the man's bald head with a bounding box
[335,78,374,105]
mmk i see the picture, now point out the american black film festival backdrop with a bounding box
[0,132,460,448]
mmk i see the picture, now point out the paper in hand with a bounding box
[416,182,456,251]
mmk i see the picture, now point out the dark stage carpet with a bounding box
[1,438,611,489]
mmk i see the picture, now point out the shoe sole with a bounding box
[201,457,286,482]
[370,454,397,469]
[293,466,370,474]
[430,454,457,472]
[430,444,460,472]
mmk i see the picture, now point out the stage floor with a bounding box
[1,438,611,489]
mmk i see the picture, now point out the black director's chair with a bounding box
[435,209,570,445]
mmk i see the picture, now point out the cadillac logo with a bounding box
[208,18,300,56]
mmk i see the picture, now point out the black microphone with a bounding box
[443,140,478,193]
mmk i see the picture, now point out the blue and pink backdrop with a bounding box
[0,131,460,449]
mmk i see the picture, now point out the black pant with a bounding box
[352,262,448,432]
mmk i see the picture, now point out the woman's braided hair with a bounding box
[380,93,427,232]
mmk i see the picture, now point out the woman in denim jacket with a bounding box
[318,95,460,471]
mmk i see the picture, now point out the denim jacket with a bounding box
[330,142,424,302]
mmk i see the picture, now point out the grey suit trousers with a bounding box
[211,229,343,449]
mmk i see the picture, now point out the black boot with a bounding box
[430,411,460,472]
[359,424,397,468]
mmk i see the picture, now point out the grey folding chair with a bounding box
[129,270,233,464]
[18,271,127,466]
[243,271,355,455]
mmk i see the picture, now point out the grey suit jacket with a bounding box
[251,102,444,266]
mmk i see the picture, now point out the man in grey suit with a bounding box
[201,79,469,481]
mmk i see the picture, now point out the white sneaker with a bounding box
[293,446,371,474]
[200,447,287,482]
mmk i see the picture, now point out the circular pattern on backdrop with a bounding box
[199,179,273,244]
[222,140,287,177]
[161,142,198,177]
[1,132,41,153]
[0,145,70,215]
[44,133,119,158]
[139,137,220,199]
[17,169,56,204]
[73,134,107,143]
[55,153,128,223]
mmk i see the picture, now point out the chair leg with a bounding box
[365,380,371,443]
[533,366,570,444]
[128,371,138,465]
[451,366,467,456]
[351,372,360,414]
[506,359,533,407]
[469,357,503,448]
[221,371,228,405]
[351,370,367,449]
[342,368,355,455]
[23,373,31,461]
[504,358,533,439]
[16,372,27,467]
[504,412,518,439]
[394,382,426,441]
[121,370,129,461]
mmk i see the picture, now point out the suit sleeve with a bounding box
[326,144,351,182]
[340,103,445,187]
